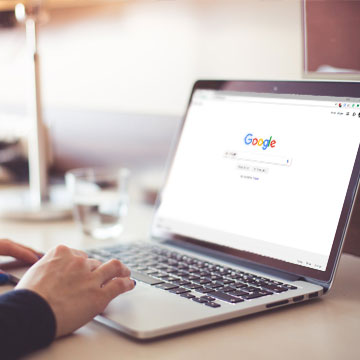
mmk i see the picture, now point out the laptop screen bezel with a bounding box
[152,80,360,285]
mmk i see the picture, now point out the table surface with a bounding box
[0,200,359,360]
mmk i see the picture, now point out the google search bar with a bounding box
[235,152,292,167]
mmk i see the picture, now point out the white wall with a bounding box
[0,0,303,116]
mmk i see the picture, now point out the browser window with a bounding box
[155,90,360,271]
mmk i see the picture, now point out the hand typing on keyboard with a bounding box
[17,244,136,337]
[0,240,136,359]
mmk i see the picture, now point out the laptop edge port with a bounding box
[308,292,319,299]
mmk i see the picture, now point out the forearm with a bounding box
[0,289,56,359]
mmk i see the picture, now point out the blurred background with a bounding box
[0,0,359,252]
[0,0,309,171]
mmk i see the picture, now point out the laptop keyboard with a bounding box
[87,243,297,309]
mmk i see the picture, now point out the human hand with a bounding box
[16,244,135,337]
[0,238,42,264]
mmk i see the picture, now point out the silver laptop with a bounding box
[88,80,360,339]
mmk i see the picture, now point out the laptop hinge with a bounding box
[302,276,330,292]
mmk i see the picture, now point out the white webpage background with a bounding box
[155,93,360,270]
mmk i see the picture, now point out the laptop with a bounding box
[87,80,360,339]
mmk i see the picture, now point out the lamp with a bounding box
[0,0,71,220]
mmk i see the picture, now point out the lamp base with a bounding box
[0,185,72,221]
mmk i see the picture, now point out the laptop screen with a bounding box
[153,81,360,282]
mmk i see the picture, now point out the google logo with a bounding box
[244,133,276,150]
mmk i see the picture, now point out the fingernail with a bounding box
[133,280,136,287]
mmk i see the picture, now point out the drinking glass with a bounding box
[66,167,130,239]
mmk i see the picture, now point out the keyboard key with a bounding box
[196,287,215,294]
[196,262,208,269]
[252,281,270,288]
[205,302,221,308]
[229,290,248,297]
[219,279,235,285]
[180,292,196,299]
[144,262,158,268]
[179,273,192,279]
[228,273,242,280]
[271,287,288,293]
[206,265,217,271]
[158,275,179,282]
[188,267,199,273]
[247,279,262,285]
[133,266,149,272]
[177,264,189,271]
[193,278,211,285]
[211,291,244,304]
[183,258,197,265]
[169,287,191,295]
[184,283,202,290]
[168,260,179,266]
[146,271,164,277]
[271,280,283,286]
[188,275,200,281]
[175,271,189,277]
[239,275,252,282]
[208,282,223,289]
[219,269,232,275]
[199,271,211,277]
[260,284,288,293]
[242,291,271,300]
[233,281,248,288]
[241,286,260,293]
[208,275,223,281]
[154,265,169,271]
[200,295,216,302]
[220,286,236,293]
[170,252,182,260]
[167,269,180,276]
[156,283,179,290]
[131,270,165,285]
[172,280,191,286]
[192,297,208,304]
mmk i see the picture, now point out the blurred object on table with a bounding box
[0,139,29,183]
[136,168,166,206]
[0,1,72,220]
[0,112,30,183]
[0,9,16,27]
[66,167,130,239]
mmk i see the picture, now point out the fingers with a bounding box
[69,249,88,258]
[102,276,135,300]
[50,245,88,260]
[93,259,131,285]
[87,258,102,271]
[16,243,43,259]
[0,239,40,264]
